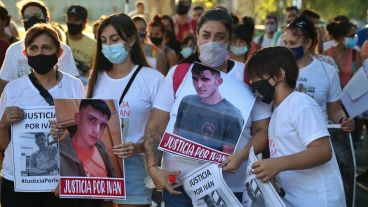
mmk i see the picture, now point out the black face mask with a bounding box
[150,36,163,46]
[67,23,84,35]
[24,16,46,31]
[250,79,276,104]
[28,54,58,75]
[176,3,190,15]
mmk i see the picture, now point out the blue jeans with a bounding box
[163,186,243,207]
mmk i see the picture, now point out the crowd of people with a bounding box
[0,0,367,206]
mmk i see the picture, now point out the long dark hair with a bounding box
[86,13,149,98]
[181,8,233,64]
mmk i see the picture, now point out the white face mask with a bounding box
[198,41,228,68]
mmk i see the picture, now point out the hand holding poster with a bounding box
[243,147,286,207]
[159,62,255,163]
[181,163,242,207]
[12,107,59,192]
[55,99,125,199]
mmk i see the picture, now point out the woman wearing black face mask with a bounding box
[283,16,354,132]
[148,15,177,75]
[0,24,84,207]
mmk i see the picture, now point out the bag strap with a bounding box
[119,65,143,105]
[28,72,54,106]
[173,63,191,94]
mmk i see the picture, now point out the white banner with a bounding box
[181,163,242,207]
[12,107,59,192]
[243,147,286,207]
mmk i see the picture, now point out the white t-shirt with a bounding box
[296,58,341,122]
[254,35,273,48]
[0,72,84,181]
[269,91,345,207]
[0,41,79,81]
[153,60,271,192]
[92,65,164,144]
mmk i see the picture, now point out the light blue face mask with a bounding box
[344,37,358,49]
[180,47,193,58]
[101,43,129,64]
[230,46,248,56]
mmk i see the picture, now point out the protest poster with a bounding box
[12,107,59,192]
[181,163,242,207]
[341,65,368,118]
[328,124,356,207]
[159,62,255,163]
[55,99,125,199]
[243,147,286,207]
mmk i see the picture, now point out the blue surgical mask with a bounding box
[230,46,248,56]
[344,37,358,49]
[180,47,193,58]
[290,46,304,60]
[101,43,129,64]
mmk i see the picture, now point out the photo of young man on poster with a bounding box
[174,63,244,153]
[28,132,58,176]
[59,99,115,177]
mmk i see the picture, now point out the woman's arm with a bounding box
[0,106,24,151]
[143,108,182,194]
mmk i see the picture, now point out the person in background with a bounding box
[0,0,79,95]
[0,5,9,68]
[179,34,195,61]
[161,15,181,58]
[231,13,239,26]
[229,24,256,64]
[0,4,17,44]
[148,15,177,75]
[65,5,96,85]
[128,0,150,22]
[255,14,278,49]
[92,15,106,40]
[191,5,204,22]
[273,6,299,46]
[133,15,166,73]
[325,20,362,87]
[300,9,325,54]
[173,0,197,42]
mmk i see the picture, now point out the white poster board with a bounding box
[12,107,59,192]
[181,163,242,207]
[243,147,286,207]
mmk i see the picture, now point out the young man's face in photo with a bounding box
[75,105,109,148]
[35,134,47,150]
[192,70,222,100]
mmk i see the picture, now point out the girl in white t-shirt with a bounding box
[86,13,164,207]
[0,24,84,207]
[283,16,354,131]
[226,46,345,206]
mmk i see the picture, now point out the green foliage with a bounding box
[305,0,367,21]
[254,0,278,21]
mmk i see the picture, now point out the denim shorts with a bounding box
[113,154,152,205]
